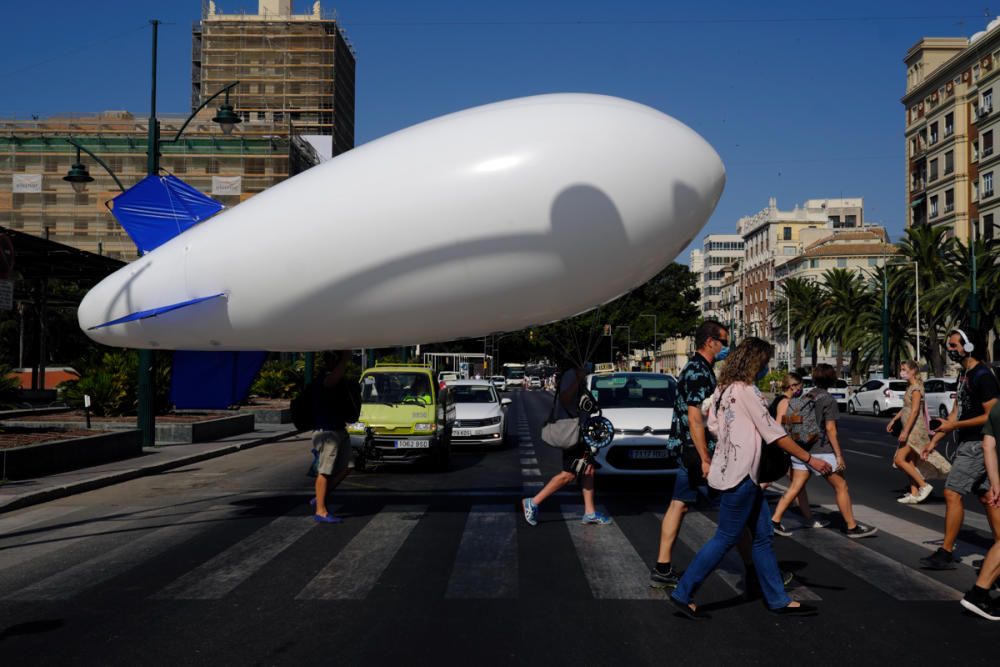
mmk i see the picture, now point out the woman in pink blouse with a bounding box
[669,338,832,619]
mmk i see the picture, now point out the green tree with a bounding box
[814,268,868,378]
[773,276,823,370]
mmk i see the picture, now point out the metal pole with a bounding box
[882,267,890,379]
[970,239,979,331]
[914,261,921,365]
[786,281,791,369]
[304,352,315,386]
[137,19,161,446]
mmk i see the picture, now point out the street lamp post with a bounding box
[615,326,631,369]
[641,313,658,372]
[64,19,240,445]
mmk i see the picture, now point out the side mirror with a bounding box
[501,398,512,407]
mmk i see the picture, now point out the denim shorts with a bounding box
[945,440,991,496]
[671,453,712,504]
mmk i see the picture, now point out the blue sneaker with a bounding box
[581,512,613,525]
[314,514,343,524]
[522,498,538,526]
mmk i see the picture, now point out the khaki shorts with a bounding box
[945,440,991,496]
[313,429,350,476]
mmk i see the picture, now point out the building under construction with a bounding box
[193,0,356,157]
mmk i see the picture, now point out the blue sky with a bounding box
[2,1,995,260]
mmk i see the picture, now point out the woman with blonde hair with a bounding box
[669,338,832,619]
[770,372,828,528]
[887,360,951,503]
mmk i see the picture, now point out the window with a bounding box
[985,89,994,111]
[783,246,796,255]
[985,172,994,197]
[172,159,186,175]
[930,121,939,144]
[206,159,219,175]
[845,214,857,226]
[984,214,996,241]
[945,150,954,174]
[985,130,994,157]
[945,112,954,136]
[837,258,847,268]
[244,158,265,175]
[868,257,879,267]
[929,158,938,181]
[974,139,980,161]
[782,226,792,240]
[930,194,939,217]
[945,188,954,212]
[828,215,840,225]
[44,156,59,172]
[974,180,980,201]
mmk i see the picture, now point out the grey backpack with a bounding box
[783,390,822,449]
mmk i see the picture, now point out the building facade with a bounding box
[699,233,743,322]
[193,0,357,156]
[903,19,1000,243]
[689,248,704,312]
[739,197,864,338]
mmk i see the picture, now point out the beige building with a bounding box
[739,197,864,338]
[774,227,898,283]
[699,233,743,323]
[903,18,1000,242]
[194,0,356,156]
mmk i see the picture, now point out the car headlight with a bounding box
[414,423,435,432]
[486,416,502,425]
[348,422,366,432]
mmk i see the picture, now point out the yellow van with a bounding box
[347,362,456,470]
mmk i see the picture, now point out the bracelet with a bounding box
[806,454,812,463]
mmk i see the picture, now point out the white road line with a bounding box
[819,503,985,563]
[153,512,318,600]
[520,458,539,465]
[521,468,542,477]
[786,523,963,601]
[564,505,658,600]
[0,505,83,536]
[445,505,517,599]
[843,448,884,459]
[6,505,235,601]
[296,507,425,600]
[908,502,994,534]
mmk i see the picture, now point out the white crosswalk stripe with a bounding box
[564,505,658,600]
[0,505,83,536]
[296,506,426,600]
[446,505,517,599]
[908,501,994,534]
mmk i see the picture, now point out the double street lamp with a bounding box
[63,19,240,445]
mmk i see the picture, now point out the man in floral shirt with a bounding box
[649,320,729,589]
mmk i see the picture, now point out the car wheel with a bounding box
[939,405,949,418]
[872,402,881,417]
[847,401,856,415]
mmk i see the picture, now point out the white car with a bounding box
[847,378,907,416]
[527,376,542,389]
[490,375,507,392]
[924,377,958,418]
[446,380,511,447]
[586,372,678,475]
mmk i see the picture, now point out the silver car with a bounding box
[847,378,907,416]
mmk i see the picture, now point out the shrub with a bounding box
[59,350,172,416]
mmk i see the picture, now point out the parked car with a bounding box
[348,363,456,470]
[527,376,542,389]
[447,380,511,447]
[846,378,907,416]
[438,371,460,389]
[585,372,678,476]
[827,379,851,411]
[490,375,507,392]
[924,377,958,418]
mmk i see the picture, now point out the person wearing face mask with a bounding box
[668,338,832,619]
[768,372,826,528]
[919,329,1000,570]
[771,364,877,539]
[886,360,950,504]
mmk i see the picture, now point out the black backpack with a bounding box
[332,379,362,424]
[290,383,315,432]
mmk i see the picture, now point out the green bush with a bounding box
[59,350,172,416]
[0,365,22,409]
[251,360,300,398]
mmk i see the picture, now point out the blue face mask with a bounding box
[755,367,769,382]
[715,346,730,362]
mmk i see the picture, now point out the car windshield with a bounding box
[591,374,676,408]
[944,381,957,391]
[362,372,433,406]
[889,381,908,392]
[505,369,525,379]
[491,376,505,383]
[451,385,497,403]
[835,380,848,388]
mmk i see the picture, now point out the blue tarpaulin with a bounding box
[109,174,224,255]
[171,351,269,410]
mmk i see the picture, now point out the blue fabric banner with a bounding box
[170,350,269,410]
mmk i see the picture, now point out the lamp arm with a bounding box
[163,81,240,145]
[65,138,125,192]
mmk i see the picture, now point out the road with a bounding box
[0,390,997,666]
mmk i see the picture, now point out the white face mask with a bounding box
[900,370,910,380]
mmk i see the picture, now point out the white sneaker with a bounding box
[897,494,918,504]
[914,485,933,503]
[809,519,830,529]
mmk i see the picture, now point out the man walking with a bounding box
[920,330,1000,569]
[312,351,353,524]
[960,399,1000,620]
[650,320,729,588]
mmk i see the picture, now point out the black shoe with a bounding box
[770,603,819,617]
[669,595,709,620]
[772,521,793,537]
[972,558,985,571]
[744,570,794,600]
[960,593,1000,621]
[649,568,681,589]
[920,547,959,570]
[843,523,878,539]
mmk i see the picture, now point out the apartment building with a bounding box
[699,233,743,322]
[689,248,704,312]
[739,197,864,338]
[193,0,356,156]
[774,227,898,283]
[903,18,1000,242]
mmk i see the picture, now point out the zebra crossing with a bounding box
[0,491,993,606]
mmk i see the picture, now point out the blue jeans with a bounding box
[671,476,791,610]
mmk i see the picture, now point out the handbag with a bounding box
[541,377,581,450]
[758,441,791,484]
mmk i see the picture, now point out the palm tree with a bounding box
[814,268,868,378]
[773,277,824,371]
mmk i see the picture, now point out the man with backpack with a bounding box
[770,364,877,538]
[920,329,1000,570]
[312,350,357,524]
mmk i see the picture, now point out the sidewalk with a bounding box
[0,423,301,514]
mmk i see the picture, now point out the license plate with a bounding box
[453,429,473,437]
[629,449,669,460]
[395,440,429,449]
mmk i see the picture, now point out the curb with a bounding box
[0,428,303,515]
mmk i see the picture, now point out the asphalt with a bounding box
[0,422,299,514]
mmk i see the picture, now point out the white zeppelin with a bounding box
[77,94,726,351]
